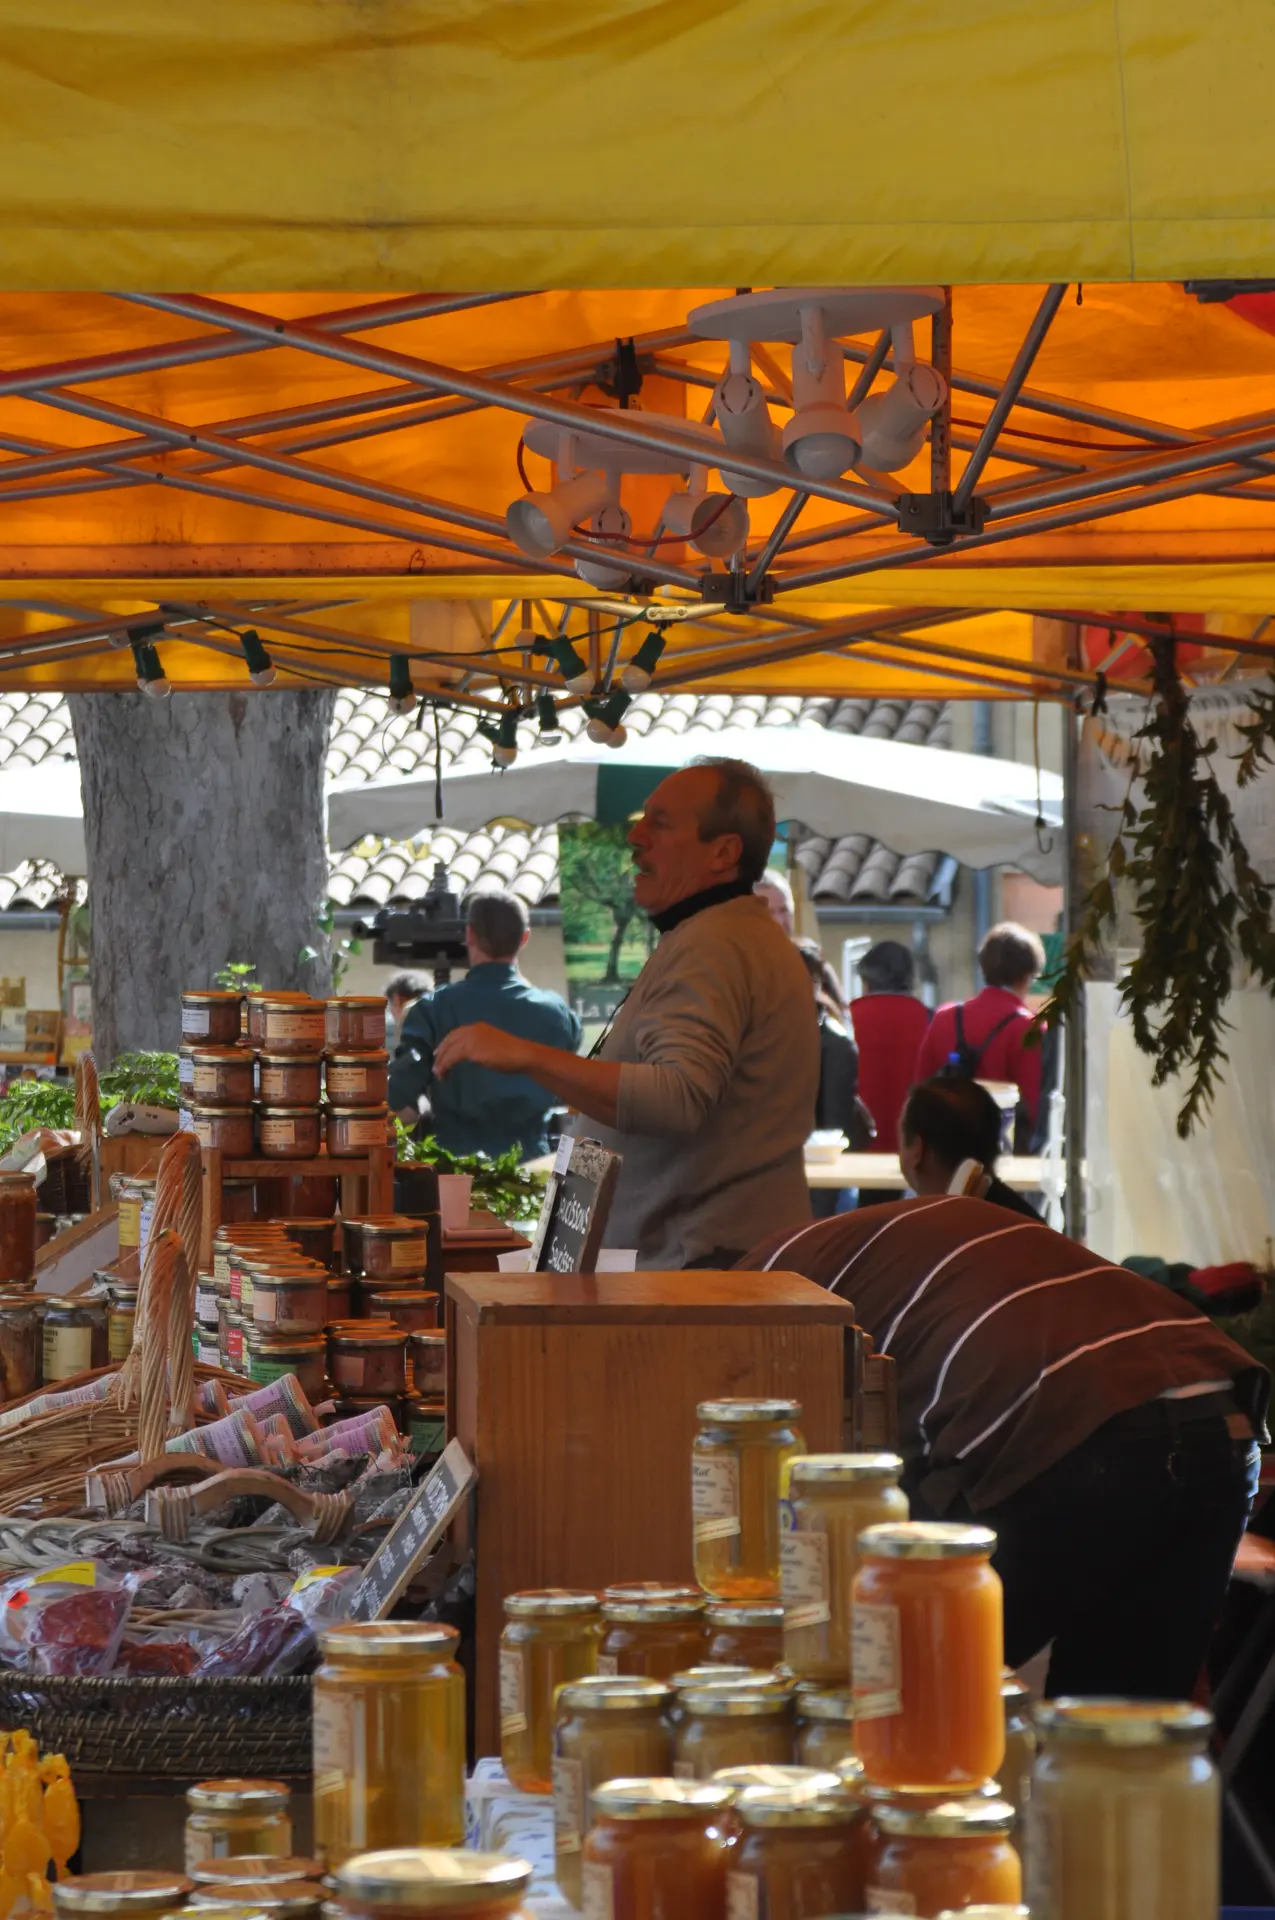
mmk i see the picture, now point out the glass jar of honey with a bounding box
[676,1681,795,1779]
[333,1849,533,1920]
[729,1781,867,1919]
[500,1589,602,1794]
[998,1676,1035,1820]
[313,1622,465,1867]
[693,1399,804,1601]
[703,1601,785,1670]
[582,1779,733,1920]
[782,1453,907,1684]
[1026,1699,1217,1920]
[796,1686,857,1771]
[53,1875,196,1920]
[552,1676,674,1907]
[867,1793,1021,1916]
[852,1522,1004,1792]
[184,1780,292,1871]
[600,1587,707,1679]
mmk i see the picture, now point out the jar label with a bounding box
[193,1064,236,1095]
[852,1601,902,1718]
[178,1054,195,1088]
[726,1873,760,1920]
[339,1117,386,1146]
[780,1530,830,1629]
[552,1755,585,1853]
[260,1118,297,1148]
[183,1829,214,1871]
[117,1198,142,1250]
[391,1238,425,1272]
[596,1654,619,1676]
[213,1246,230,1284]
[324,1009,342,1047]
[255,1289,277,1324]
[332,1352,366,1389]
[313,1688,358,1802]
[181,1007,211,1037]
[265,1010,324,1042]
[499,1644,527,1734]
[691,1453,740,1542]
[866,1890,916,1914]
[325,1066,367,1097]
[672,1760,696,1780]
[195,1284,217,1324]
[580,1861,613,1920]
[42,1323,93,1382]
[108,1315,135,1362]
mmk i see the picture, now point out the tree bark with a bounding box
[69,688,337,1061]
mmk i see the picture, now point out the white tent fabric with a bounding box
[0,760,86,873]
[327,725,1064,881]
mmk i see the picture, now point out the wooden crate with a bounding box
[445,1268,857,1755]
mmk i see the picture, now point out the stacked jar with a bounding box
[692,1398,806,1601]
[339,1215,439,1443]
[324,997,391,1159]
[183,986,253,1157]
[249,993,327,1159]
[211,1223,330,1394]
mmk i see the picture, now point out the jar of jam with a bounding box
[583,1778,733,1918]
[325,1051,390,1107]
[54,1874,196,1920]
[257,1054,324,1107]
[106,1283,138,1362]
[333,1850,532,1920]
[329,1324,408,1395]
[182,990,243,1045]
[501,1589,603,1793]
[282,1218,338,1268]
[257,1108,323,1159]
[343,1217,428,1280]
[782,1453,907,1682]
[867,1793,1021,1916]
[245,1332,327,1400]
[191,1106,256,1157]
[406,1395,445,1460]
[692,1399,805,1601]
[184,1779,292,1871]
[553,1676,675,1906]
[41,1297,104,1383]
[0,1170,38,1285]
[369,1290,439,1335]
[325,996,388,1052]
[0,1293,41,1400]
[251,1271,329,1334]
[676,1680,795,1779]
[729,1781,866,1919]
[599,1589,707,1680]
[251,996,326,1055]
[191,1049,256,1108]
[999,1675,1035,1820]
[115,1176,155,1256]
[327,1107,392,1156]
[328,1276,353,1321]
[796,1686,857,1771]
[1026,1699,1216,1920]
[852,1522,1004,1792]
[314,1622,466,1868]
[704,1601,785,1669]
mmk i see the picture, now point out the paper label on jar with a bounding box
[499,1644,527,1735]
[852,1600,902,1718]
[213,1245,230,1284]
[332,1352,366,1389]
[259,1117,296,1148]
[313,1688,359,1801]
[265,1011,324,1042]
[726,1872,760,1920]
[183,1828,214,1871]
[181,1007,211,1037]
[195,1284,217,1324]
[325,1066,367,1098]
[596,1654,619,1676]
[580,1862,613,1920]
[780,1529,830,1629]
[692,1453,740,1542]
[552,1755,585,1853]
[341,1116,387,1146]
[866,1889,916,1914]
[42,1324,93,1382]
[192,1064,226,1095]
[672,1760,696,1780]
[255,1289,277,1325]
[390,1237,424,1272]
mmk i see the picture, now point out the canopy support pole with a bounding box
[1061,636,1087,1240]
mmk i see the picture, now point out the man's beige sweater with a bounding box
[587,893,820,1269]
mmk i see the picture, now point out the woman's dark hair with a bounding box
[796,938,845,1017]
[900,1076,1004,1170]
[859,939,915,995]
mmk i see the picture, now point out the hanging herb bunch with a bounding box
[1045,633,1275,1136]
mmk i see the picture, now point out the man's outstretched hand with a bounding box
[432,1022,530,1078]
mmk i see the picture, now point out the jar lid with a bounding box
[327,1050,391,1066]
[54,1874,195,1913]
[318,1621,458,1659]
[184,990,243,1003]
[696,1398,802,1423]
[504,1587,599,1618]
[704,1602,785,1627]
[258,1106,322,1117]
[190,1047,252,1064]
[857,1521,997,1559]
[795,1685,855,1724]
[681,1684,793,1718]
[330,1327,408,1349]
[0,1171,37,1189]
[246,1332,326,1353]
[591,1778,734,1820]
[333,1851,531,1912]
[788,1451,903,1485]
[936,1911,1030,1920]
[558,1676,674,1712]
[194,1861,324,1890]
[733,1783,860,1827]
[603,1595,707,1623]
[605,1581,703,1605]
[186,1779,289,1813]
[251,993,321,1007]
[190,1887,321,1918]
[42,1297,95,1313]
[409,1330,446,1345]
[0,1295,36,1314]
[712,1764,841,1794]
[191,1105,254,1118]
[329,1104,390,1117]
[872,1794,1016,1837]
[257,1052,325,1066]
[369,1291,436,1307]
[282,1218,337,1231]
[325,996,386,1011]
[669,1665,753,1688]
[1034,1698,1214,1745]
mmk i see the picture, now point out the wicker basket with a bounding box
[0,1673,312,1777]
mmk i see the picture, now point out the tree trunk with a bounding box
[605,910,633,984]
[69,688,337,1061]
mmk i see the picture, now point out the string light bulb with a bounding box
[239,628,277,687]
[620,627,666,693]
[479,706,521,768]
[585,690,631,748]
[132,641,171,700]
[548,636,595,695]
[535,692,563,743]
[388,654,416,716]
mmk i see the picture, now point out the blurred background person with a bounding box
[754,867,795,936]
[796,939,872,1217]
[384,970,431,1048]
[915,920,1046,1148]
[899,1075,1042,1220]
[849,939,931,1155]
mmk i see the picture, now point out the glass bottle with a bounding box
[998,1676,1035,1820]
[795,1686,857,1770]
[184,1780,292,1871]
[866,1793,1021,1916]
[599,1589,706,1679]
[703,1602,785,1669]
[333,1849,533,1920]
[581,1779,733,1920]
[552,1677,674,1907]
[692,1399,804,1601]
[675,1681,795,1779]
[781,1453,907,1683]
[500,1589,602,1793]
[728,1782,867,1919]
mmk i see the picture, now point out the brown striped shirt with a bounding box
[741,1196,1268,1512]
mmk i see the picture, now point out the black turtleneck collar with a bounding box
[650,876,755,935]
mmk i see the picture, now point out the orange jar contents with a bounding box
[852,1522,1004,1792]
[782,1453,907,1683]
[552,1677,674,1907]
[729,1782,867,1919]
[582,1779,733,1920]
[1026,1699,1218,1920]
[184,1779,292,1870]
[501,1589,602,1793]
[600,1590,707,1679]
[333,1848,533,1920]
[704,1601,785,1669]
[692,1400,805,1601]
[796,1687,857,1771]
[998,1676,1035,1819]
[675,1681,795,1779]
[866,1794,1020,1916]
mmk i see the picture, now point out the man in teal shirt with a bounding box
[388,890,581,1159]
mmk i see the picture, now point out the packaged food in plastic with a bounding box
[226,1375,319,1438]
[194,1606,314,1679]
[284,1566,360,1628]
[114,1638,200,1675]
[168,1409,264,1468]
[0,1565,133,1675]
[295,1406,398,1463]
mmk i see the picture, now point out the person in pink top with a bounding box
[915,922,1046,1135]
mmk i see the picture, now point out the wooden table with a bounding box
[804,1152,1047,1190]
[442,1222,531,1272]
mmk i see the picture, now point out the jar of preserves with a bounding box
[852,1522,1004,1792]
[325,996,388,1052]
[191,1049,256,1108]
[998,1676,1035,1820]
[106,1283,138,1362]
[729,1781,866,1920]
[330,1325,409,1396]
[54,1874,196,1920]
[191,1106,255,1157]
[114,1176,154,1257]
[184,1779,292,1870]
[189,1886,323,1920]
[406,1395,445,1460]
[252,996,326,1055]
[553,1676,674,1906]
[345,1217,429,1280]
[245,1331,327,1399]
[582,1779,734,1920]
[327,1106,392,1156]
[182,990,243,1046]
[333,1849,532,1920]
[257,1054,324,1107]
[0,1170,38,1285]
[282,1218,338,1268]
[704,1601,785,1669]
[218,1301,247,1372]
[251,1271,329,1334]
[369,1290,439,1335]
[314,1622,465,1867]
[408,1330,446,1398]
[328,1276,353,1321]
[782,1453,907,1683]
[692,1399,805,1601]
[257,1108,323,1160]
[676,1681,795,1779]
[1026,1698,1217,1920]
[599,1588,707,1679]
[325,1050,390,1107]
[796,1686,857,1771]
[41,1297,104,1383]
[866,1793,1021,1916]
[0,1293,40,1400]
[501,1589,603,1793]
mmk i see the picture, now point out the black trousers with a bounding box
[926,1398,1260,1699]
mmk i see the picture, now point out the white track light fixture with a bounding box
[857,362,948,472]
[661,484,749,560]
[712,341,781,497]
[574,503,634,589]
[506,468,610,560]
[782,303,862,480]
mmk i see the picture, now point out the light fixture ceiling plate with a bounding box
[688,287,944,343]
[523,412,721,474]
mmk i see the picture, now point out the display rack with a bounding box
[198,1144,395,1270]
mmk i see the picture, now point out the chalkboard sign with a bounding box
[345,1436,477,1621]
[529,1136,621,1274]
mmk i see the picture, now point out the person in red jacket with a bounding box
[915,921,1045,1132]
[849,940,931,1153]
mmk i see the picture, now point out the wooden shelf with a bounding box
[198,1142,395,1270]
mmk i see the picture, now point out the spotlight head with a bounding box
[239,628,277,688]
[388,654,416,716]
[132,641,170,700]
[574,503,634,590]
[620,626,666,693]
[783,313,862,479]
[548,636,595,696]
[712,363,781,497]
[535,692,563,742]
[662,488,749,560]
[506,469,610,560]
[857,362,948,472]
